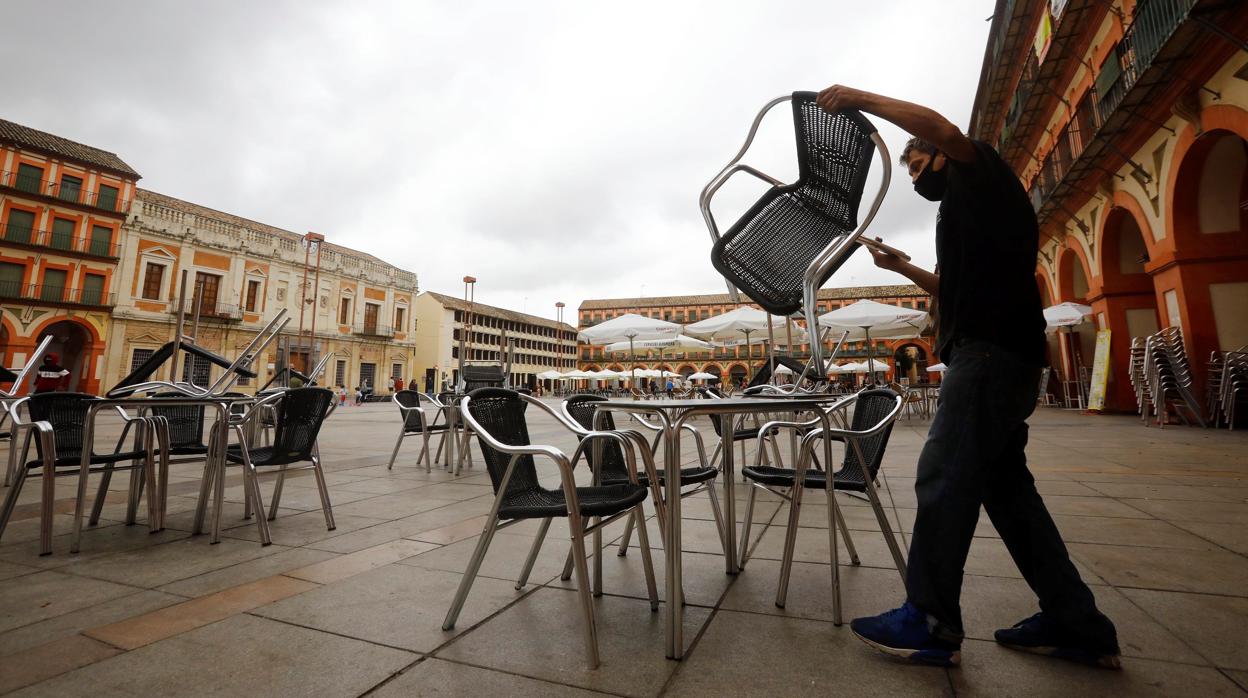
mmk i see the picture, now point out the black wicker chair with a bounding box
[442,388,657,669]
[740,388,906,622]
[387,389,451,472]
[561,394,726,561]
[0,393,160,555]
[695,386,773,472]
[700,92,890,384]
[215,387,337,546]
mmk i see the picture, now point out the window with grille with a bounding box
[391,363,403,380]
[89,225,113,256]
[142,262,165,300]
[131,348,155,374]
[181,354,212,387]
[358,362,376,389]
[334,359,346,387]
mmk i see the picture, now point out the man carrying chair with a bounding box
[816,85,1120,669]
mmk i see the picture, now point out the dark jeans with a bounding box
[905,338,1115,647]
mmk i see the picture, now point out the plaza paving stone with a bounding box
[0,399,1245,695]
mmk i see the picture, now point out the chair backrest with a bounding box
[26,392,96,460]
[834,388,900,486]
[149,393,206,449]
[394,389,427,432]
[270,388,335,460]
[562,394,630,482]
[711,95,877,317]
[462,364,506,393]
[464,388,543,500]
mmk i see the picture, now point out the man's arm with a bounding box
[816,86,976,163]
[869,247,939,296]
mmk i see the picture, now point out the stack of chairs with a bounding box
[1140,327,1206,427]
[1128,337,1152,420]
[1208,348,1248,430]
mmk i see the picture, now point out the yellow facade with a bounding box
[105,189,420,394]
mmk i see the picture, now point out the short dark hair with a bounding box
[899,137,937,166]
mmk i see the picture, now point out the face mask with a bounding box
[913,152,948,202]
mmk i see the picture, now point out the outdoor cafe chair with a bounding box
[442,388,658,669]
[0,392,162,555]
[561,394,726,559]
[215,387,337,546]
[387,389,452,472]
[701,92,890,390]
[696,386,774,472]
[740,388,906,619]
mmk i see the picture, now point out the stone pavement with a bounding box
[0,399,1246,696]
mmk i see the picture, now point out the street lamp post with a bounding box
[459,276,476,388]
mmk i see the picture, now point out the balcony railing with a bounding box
[1028,0,1195,214]
[1,223,122,258]
[354,322,395,337]
[1,172,130,214]
[170,303,243,321]
[0,282,115,307]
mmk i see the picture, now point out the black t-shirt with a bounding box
[934,140,1045,365]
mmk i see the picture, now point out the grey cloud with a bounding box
[4,0,992,317]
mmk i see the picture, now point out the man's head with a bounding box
[43,353,57,365]
[900,136,949,201]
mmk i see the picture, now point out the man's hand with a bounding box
[816,85,874,114]
[868,245,908,273]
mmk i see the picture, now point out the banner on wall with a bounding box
[1087,329,1112,412]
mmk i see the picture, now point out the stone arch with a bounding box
[30,317,99,393]
[1166,105,1248,257]
[1035,270,1055,306]
[1056,242,1093,303]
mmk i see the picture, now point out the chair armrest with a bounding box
[232,391,286,424]
[570,430,646,485]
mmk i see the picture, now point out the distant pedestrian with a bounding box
[337,385,347,406]
[387,376,396,394]
[665,379,674,398]
[395,376,405,392]
[353,385,362,406]
[33,353,69,393]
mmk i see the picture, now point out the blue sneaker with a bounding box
[995,613,1122,669]
[850,602,961,667]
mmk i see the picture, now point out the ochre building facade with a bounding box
[0,119,139,395]
[971,0,1248,411]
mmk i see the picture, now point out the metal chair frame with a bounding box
[442,390,658,669]
[206,388,338,546]
[700,93,891,392]
[1,335,56,486]
[0,394,162,555]
[557,395,727,563]
[739,391,905,623]
[386,389,453,472]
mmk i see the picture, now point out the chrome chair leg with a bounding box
[706,480,727,554]
[592,514,603,597]
[825,487,845,623]
[40,458,55,556]
[443,517,501,631]
[831,492,860,565]
[0,470,25,543]
[386,424,406,470]
[632,506,660,611]
[311,449,336,531]
[516,517,552,589]
[244,461,272,545]
[864,476,907,579]
[738,484,758,568]
[269,462,289,520]
[567,511,600,669]
[775,477,806,609]
[89,464,115,526]
[616,512,635,557]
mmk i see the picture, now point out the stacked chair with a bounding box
[1139,327,1206,427]
[1208,348,1248,430]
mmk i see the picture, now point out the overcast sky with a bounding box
[5,1,992,321]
